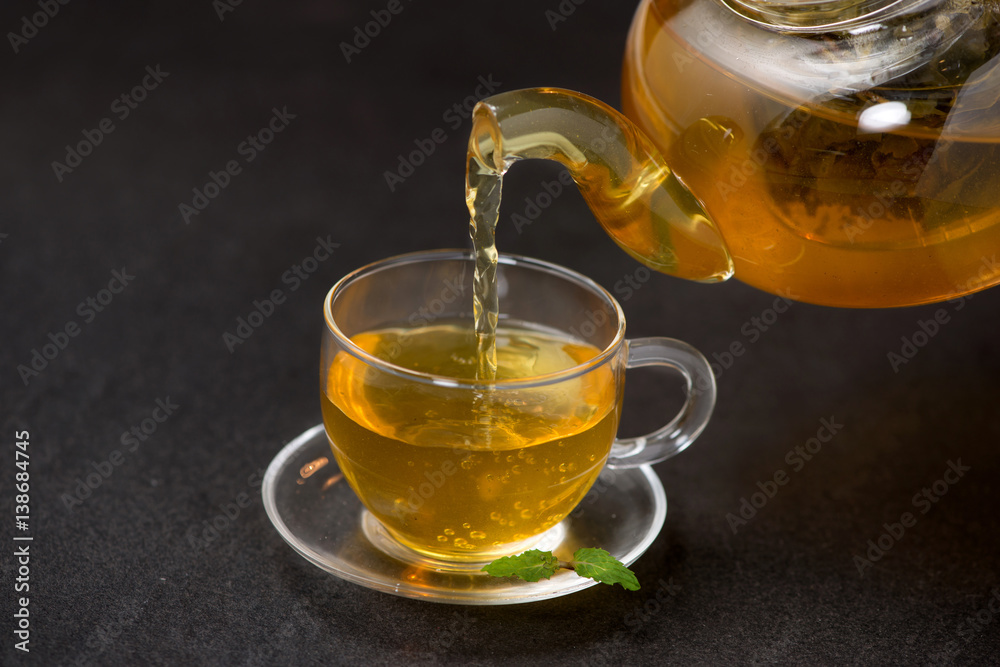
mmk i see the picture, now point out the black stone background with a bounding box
[1,1,999,665]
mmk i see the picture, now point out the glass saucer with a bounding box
[262,424,667,605]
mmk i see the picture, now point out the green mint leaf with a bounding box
[481,549,561,582]
[482,548,641,591]
[571,548,641,591]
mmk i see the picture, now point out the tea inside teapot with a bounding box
[466,0,1000,308]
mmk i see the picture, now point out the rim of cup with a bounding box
[323,249,627,390]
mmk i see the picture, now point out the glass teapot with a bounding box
[467,0,1000,307]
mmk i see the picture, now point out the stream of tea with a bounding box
[464,88,741,380]
[466,147,502,381]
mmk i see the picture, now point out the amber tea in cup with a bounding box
[321,250,715,563]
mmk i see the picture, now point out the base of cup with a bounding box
[361,511,568,573]
[262,424,667,604]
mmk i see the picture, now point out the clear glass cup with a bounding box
[320,249,716,566]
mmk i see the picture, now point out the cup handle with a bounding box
[607,337,716,469]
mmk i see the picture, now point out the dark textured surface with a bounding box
[2,2,999,665]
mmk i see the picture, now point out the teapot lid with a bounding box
[674,0,983,102]
[719,0,937,32]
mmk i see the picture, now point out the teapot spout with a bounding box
[467,87,733,282]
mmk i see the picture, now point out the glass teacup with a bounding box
[321,250,715,564]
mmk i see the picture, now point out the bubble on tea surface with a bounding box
[449,352,475,367]
[470,530,486,540]
[478,472,503,501]
[454,538,476,550]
